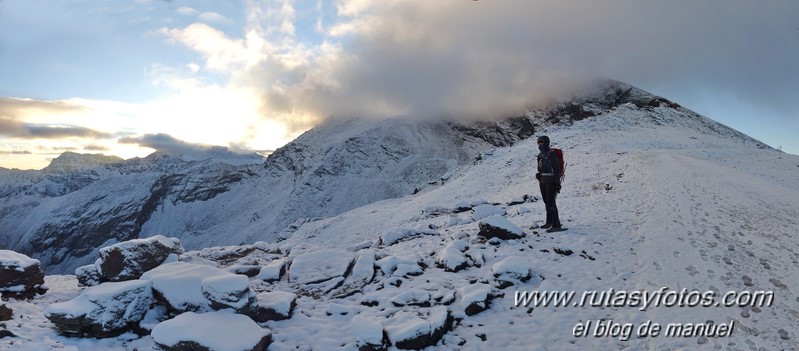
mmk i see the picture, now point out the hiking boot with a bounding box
[546,226,563,233]
[540,223,553,229]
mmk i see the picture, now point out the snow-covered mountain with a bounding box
[2,80,797,350]
[0,81,775,277]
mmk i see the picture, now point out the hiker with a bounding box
[535,135,562,232]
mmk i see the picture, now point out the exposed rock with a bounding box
[459,284,495,316]
[141,261,255,314]
[0,302,12,321]
[477,215,524,240]
[98,235,184,282]
[227,265,263,277]
[253,291,296,322]
[332,252,375,297]
[491,256,534,289]
[0,250,46,297]
[45,280,153,338]
[152,310,271,351]
[75,263,101,287]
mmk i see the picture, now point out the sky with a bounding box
[1,0,797,170]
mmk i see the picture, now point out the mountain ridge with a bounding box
[0,81,774,275]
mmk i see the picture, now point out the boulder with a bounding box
[384,307,453,349]
[256,258,287,283]
[435,240,470,272]
[201,274,258,316]
[375,253,425,278]
[98,235,184,282]
[75,263,102,287]
[391,290,432,307]
[331,252,375,297]
[289,249,354,294]
[152,310,271,351]
[0,250,46,297]
[0,302,12,321]
[477,215,524,240]
[352,316,387,351]
[458,283,495,316]
[45,280,153,337]
[491,256,534,289]
[141,261,256,315]
[253,291,296,322]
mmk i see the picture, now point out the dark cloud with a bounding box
[83,144,110,151]
[242,0,799,123]
[0,150,32,155]
[0,97,111,139]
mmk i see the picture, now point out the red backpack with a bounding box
[551,148,566,182]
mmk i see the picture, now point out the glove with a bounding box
[555,183,562,192]
[535,173,541,180]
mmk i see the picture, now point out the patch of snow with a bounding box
[471,204,506,220]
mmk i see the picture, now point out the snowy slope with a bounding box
[1,82,797,350]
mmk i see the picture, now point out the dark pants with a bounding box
[539,182,561,227]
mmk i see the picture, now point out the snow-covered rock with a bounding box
[0,250,45,296]
[75,262,101,287]
[255,258,287,283]
[45,280,153,337]
[140,261,255,314]
[201,274,257,315]
[383,306,454,349]
[288,249,354,294]
[352,316,387,350]
[491,256,534,289]
[435,240,470,272]
[253,291,296,322]
[458,283,495,316]
[477,215,524,240]
[151,310,271,351]
[391,290,432,307]
[331,252,375,297]
[97,235,184,282]
[471,204,506,220]
[375,253,425,277]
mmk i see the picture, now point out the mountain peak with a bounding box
[42,152,124,173]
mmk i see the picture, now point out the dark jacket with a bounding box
[537,137,561,184]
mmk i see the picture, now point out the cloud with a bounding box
[176,6,197,15]
[0,150,32,155]
[199,11,231,24]
[118,133,220,156]
[0,98,112,139]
